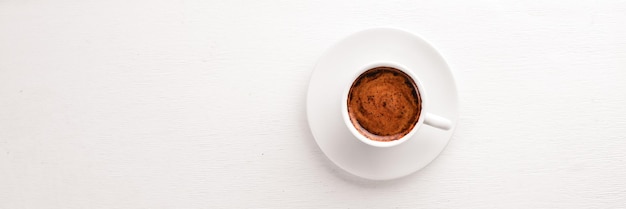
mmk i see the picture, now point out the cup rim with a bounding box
[341,61,427,148]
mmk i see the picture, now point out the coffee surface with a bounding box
[347,67,421,142]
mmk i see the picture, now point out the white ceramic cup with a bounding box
[341,61,452,148]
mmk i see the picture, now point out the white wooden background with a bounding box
[1,0,625,208]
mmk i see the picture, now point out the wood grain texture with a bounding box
[1,0,625,208]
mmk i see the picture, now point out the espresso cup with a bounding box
[341,61,452,148]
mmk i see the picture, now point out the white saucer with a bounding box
[307,28,459,180]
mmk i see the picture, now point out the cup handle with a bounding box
[423,112,452,130]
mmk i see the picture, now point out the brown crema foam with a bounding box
[347,67,422,142]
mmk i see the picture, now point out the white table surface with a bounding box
[1,0,625,208]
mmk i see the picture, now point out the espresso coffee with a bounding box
[347,67,422,142]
